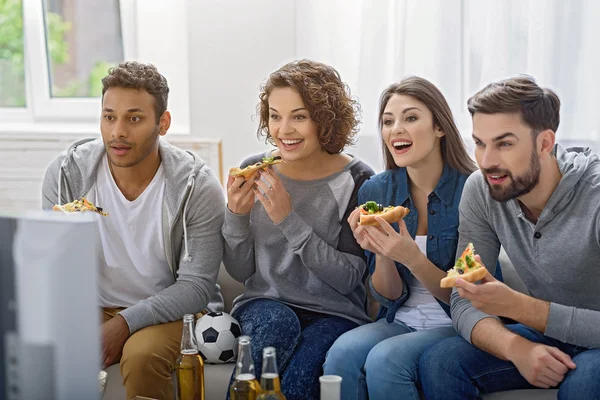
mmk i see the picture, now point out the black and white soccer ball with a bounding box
[194,312,242,364]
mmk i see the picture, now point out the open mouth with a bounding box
[487,174,508,184]
[391,140,413,153]
[280,139,303,150]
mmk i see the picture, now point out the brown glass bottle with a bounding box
[175,314,205,400]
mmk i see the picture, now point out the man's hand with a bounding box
[102,314,130,369]
[507,338,576,388]
[455,255,520,317]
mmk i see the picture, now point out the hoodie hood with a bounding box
[547,144,600,216]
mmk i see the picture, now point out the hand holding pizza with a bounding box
[253,167,292,224]
[363,217,421,267]
[347,208,379,254]
[226,173,256,215]
[455,255,519,317]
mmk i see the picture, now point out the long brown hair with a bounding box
[378,76,476,174]
[256,59,361,154]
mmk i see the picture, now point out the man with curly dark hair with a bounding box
[222,59,375,399]
[42,61,225,399]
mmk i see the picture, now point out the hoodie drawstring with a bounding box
[57,158,68,205]
[182,174,196,262]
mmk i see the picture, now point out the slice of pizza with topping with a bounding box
[229,156,284,178]
[440,242,488,287]
[358,201,410,226]
[446,243,482,277]
[53,197,108,216]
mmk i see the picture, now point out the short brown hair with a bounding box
[101,61,169,124]
[378,77,477,174]
[257,59,360,154]
[467,75,560,133]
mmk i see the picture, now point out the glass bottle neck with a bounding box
[261,347,279,376]
[235,337,256,379]
[180,314,198,353]
[260,347,280,391]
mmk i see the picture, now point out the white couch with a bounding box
[102,250,558,400]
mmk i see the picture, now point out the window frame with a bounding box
[19,0,136,122]
[0,0,191,135]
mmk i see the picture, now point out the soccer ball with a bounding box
[194,312,242,364]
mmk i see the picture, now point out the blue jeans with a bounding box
[226,298,358,400]
[419,323,600,400]
[323,318,456,400]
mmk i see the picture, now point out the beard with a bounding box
[482,150,541,202]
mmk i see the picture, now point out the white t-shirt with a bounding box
[88,155,175,308]
[394,235,453,330]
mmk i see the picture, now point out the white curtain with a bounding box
[295,0,600,172]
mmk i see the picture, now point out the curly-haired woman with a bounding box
[222,59,375,400]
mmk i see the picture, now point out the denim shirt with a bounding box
[358,165,503,323]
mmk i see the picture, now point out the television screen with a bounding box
[1,212,102,400]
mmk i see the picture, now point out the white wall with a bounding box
[187,0,296,174]
[294,0,386,172]
[135,0,190,134]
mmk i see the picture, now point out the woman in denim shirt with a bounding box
[324,77,501,400]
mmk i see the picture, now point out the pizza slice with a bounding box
[440,242,487,288]
[53,197,108,216]
[229,156,283,179]
[358,201,410,226]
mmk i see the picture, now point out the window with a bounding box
[44,0,124,98]
[0,0,26,107]
[0,0,189,133]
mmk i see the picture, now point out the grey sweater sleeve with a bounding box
[451,174,502,343]
[221,155,260,283]
[222,208,255,283]
[545,304,600,349]
[276,210,367,295]
[119,170,225,333]
[544,211,600,348]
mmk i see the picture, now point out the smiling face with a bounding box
[381,94,445,169]
[267,86,322,162]
[100,87,167,168]
[472,112,542,202]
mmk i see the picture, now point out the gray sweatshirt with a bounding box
[452,145,600,349]
[222,153,374,325]
[42,138,225,333]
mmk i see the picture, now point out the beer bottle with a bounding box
[175,314,205,400]
[230,336,261,400]
[257,347,286,400]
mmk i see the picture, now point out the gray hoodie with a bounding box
[42,138,225,333]
[452,144,600,349]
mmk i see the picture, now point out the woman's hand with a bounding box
[364,217,421,267]
[226,173,256,215]
[347,208,379,254]
[253,167,292,224]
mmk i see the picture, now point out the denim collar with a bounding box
[391,163,460,206]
